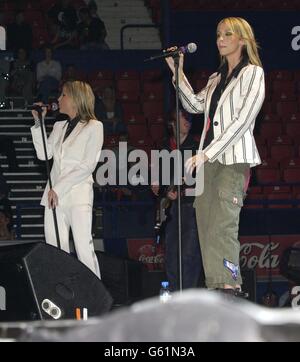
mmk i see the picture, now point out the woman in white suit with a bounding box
[165,17,265,296]
[31,81,103,278]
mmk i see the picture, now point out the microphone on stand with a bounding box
[145,43,197,62]
[27,102,59,113]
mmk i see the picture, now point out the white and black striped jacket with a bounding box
[178,64,265,167]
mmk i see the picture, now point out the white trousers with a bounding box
[44,204,101,279]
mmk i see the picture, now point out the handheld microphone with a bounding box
[27,102,59,112]
[145,43,197,62]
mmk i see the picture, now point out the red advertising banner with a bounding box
[127,238,165,271]
[240,235,300,277]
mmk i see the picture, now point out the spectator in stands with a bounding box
[151,109,204,291]
[36,45,62,103]
[96,86,127,136]
[0,210,14,240]
[77,7,109,50]
[31,81,103,278]
[61,64,81,83]
[165,17,265,297]
[10,48,34,105]
[0,56,9,108]
[48,0,78,50]
[6,11,33,53]
[88,0,99,19]
[0,173,13,240]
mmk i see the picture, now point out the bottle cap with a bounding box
[161,281,169,288]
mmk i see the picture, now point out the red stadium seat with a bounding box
[285,123,300,141]
[260,122,283,139]
[270,144,295,162]
[127,124,149,143]
[142,82,164,101]
[272,91,296,102]
[283,168,300,183]
[264,185,291,194]
[117,90,140,102]
[115,70,140,80]
[260,113,281,123]
[116,80,140,93]
[142,101,164,123]
[122,103,142,123]
[277,101,299,117]
[256,168,281,184]
[149,123,166,143]
[280,157,300,169]
[268,135,293,146]
[284,113,300,123]
[272,80,295,93]
[259,158,279,168]
[267,193,293,208]
[88,70,114,80]
[269,70,294,81]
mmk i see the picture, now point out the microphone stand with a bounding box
[174,54,183,292]
[38,109,61,249]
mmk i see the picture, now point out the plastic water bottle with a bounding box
[159,281,171,303]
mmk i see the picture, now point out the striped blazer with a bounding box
[178,64,265,167]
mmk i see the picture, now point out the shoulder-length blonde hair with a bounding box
[63,81,97,124]
[217,17,262,67]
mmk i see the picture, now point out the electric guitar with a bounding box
[154,180,186,243]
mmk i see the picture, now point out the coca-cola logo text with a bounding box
[240,242,280,270]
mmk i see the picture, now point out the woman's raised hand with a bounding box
[165,47,184,81]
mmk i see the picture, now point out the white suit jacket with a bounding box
[178,64,265,167]
[31,119,103,207]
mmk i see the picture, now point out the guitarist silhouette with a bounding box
[151,109,205,291]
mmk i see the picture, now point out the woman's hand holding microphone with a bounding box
[164,46,185,83]
[31,102,48,123]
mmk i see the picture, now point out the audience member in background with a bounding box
[0,210,14,240]
[36,46,62,103]
[96,87,127,136]
[77,7,109,50]
[6,11,33,53]
[0,56,9,109]
[10,48,34,105]
[88,0,99,19]
[47,0,78,50]
[61,64,85,85]
[0,173,14,240]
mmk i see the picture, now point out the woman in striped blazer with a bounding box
[166,17,265,296]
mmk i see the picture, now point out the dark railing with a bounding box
[15,199,155,240]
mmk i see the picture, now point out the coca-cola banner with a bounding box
[127,239,165,271]
[240,235,300,278]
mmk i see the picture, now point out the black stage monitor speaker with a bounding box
[96,251,147,306]
[0,242,113,322]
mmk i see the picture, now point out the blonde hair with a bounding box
[217,17,262,67]
[63,81,97,124]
